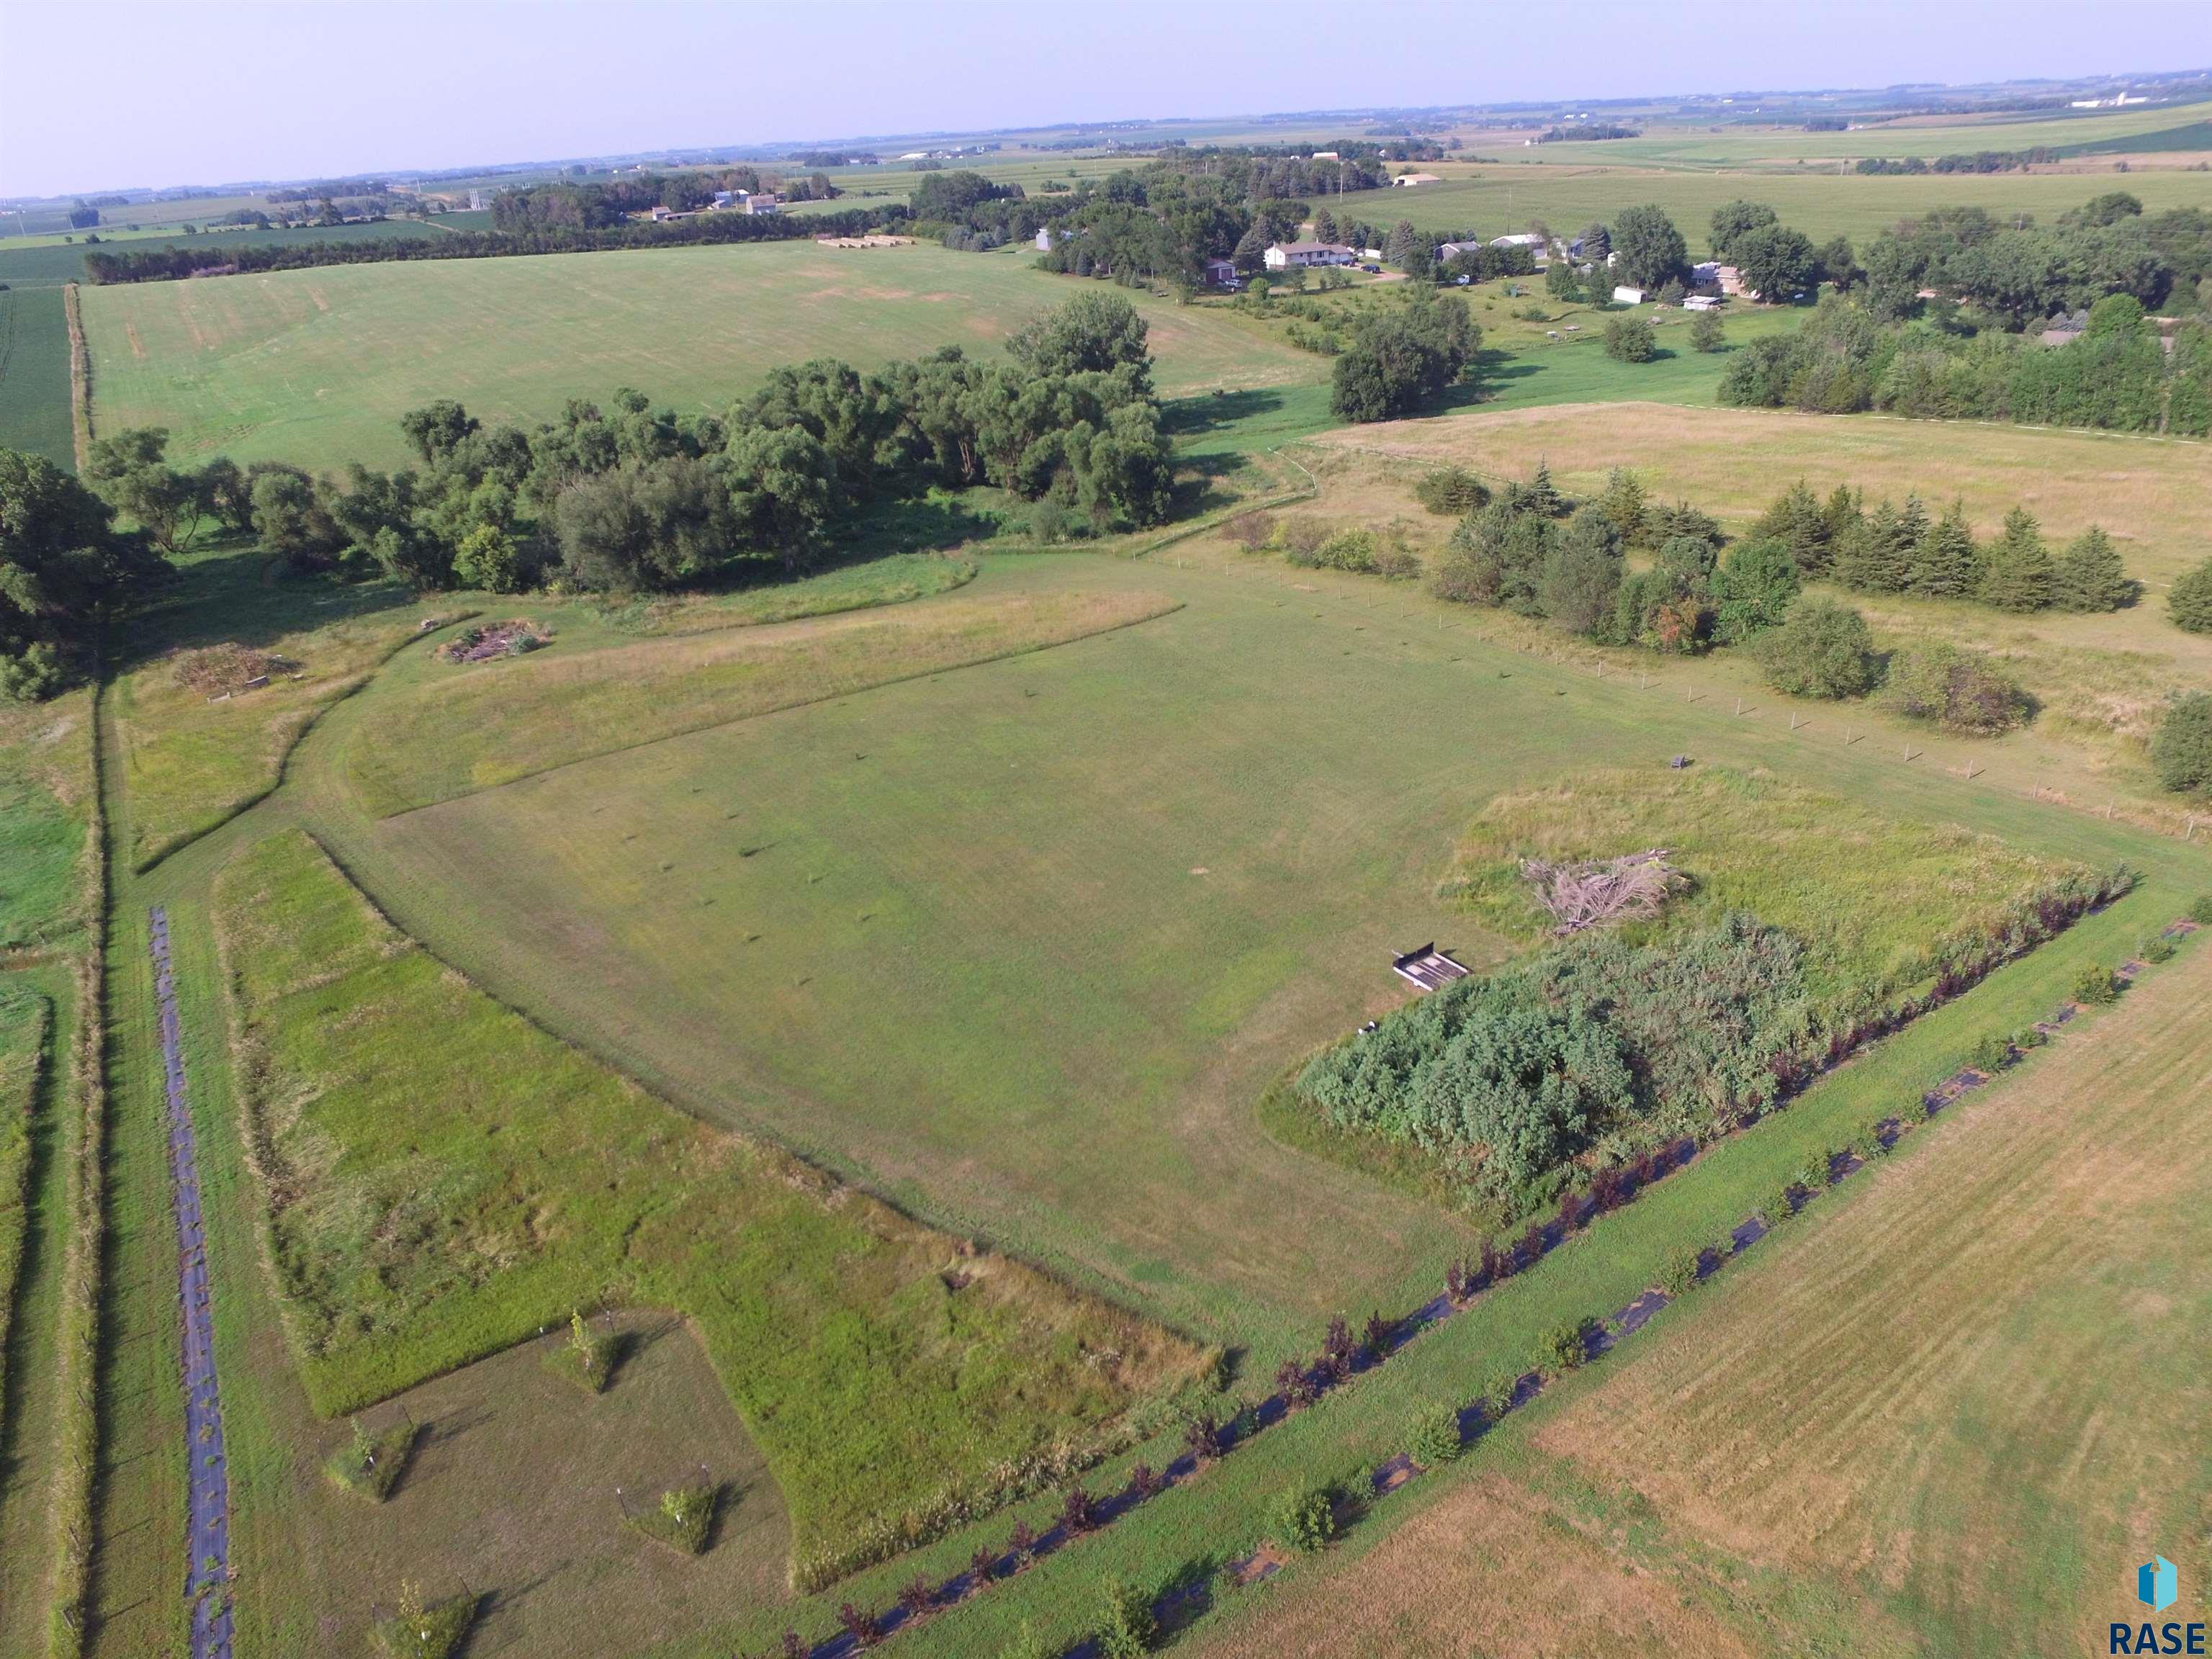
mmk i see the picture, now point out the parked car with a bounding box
[1361,263,1380,273]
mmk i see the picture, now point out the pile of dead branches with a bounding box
[1521,849,1682,935]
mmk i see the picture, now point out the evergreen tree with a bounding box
[1595,467,1647,547]
[1231,218,1272,275]
[2172,557,2212,635]
[2050,524,2134,612]
[1836,496,1915,593]
[1909,500,1979,599]
[1312,207,1339,245]
[1519,459,1567,518]
[1820,483,1863,552]
[1753,479,1831,575]
[1537,508,1625,637]
[1980,507,2056,613]
[1383,219,1416,266]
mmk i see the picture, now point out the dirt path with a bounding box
[148,907,233,1658]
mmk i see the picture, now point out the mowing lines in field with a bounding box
[0,286,76,468]
[148,909,233,1659]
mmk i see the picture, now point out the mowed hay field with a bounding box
[80,240,1324,468]
[0,284,75,469]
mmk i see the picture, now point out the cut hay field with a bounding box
[78,240,1325,469]
[1382,164,2212,251]
[0,284,75,468]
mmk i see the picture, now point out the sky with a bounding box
[4,0,2212,199]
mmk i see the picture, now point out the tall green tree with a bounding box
[1837,496,1921,593]
[1979,507,2056,612]
[2171,556,2212,635]
[1710,536,1800,643]
[2050,524,2134,611]
[1753,479,1831,575]
[1908,500,1980,599]
[1709,199,1779,260]
[1611,204,1688,291]
[1,449,164,698]
[1537,508,1624,636]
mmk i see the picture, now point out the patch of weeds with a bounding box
[324,1417,419,1502]
[629,1482,717,1555]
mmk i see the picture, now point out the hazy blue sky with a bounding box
[5,0,2211,198]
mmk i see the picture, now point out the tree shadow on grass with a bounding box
[1159,387,1287,439]
[113,536,419,678]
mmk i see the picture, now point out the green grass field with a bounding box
[212,827,1205,1571]
[79,240,1326,469]
[0,284,75,468]
[87,498,2211,1657]
[0,992,50,1411]
[1380,163,2212,251]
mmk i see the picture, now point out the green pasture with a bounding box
[0,219,440,292]
[1384,164,2212,249]
[0,284,74,468]
[78,240,1326,469]
[280,547,2208,1368]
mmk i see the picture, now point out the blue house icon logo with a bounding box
[2139,1556,2177,1612]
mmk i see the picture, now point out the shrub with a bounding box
[325,1418,418,1502]
[630,1481,715,1555]
[1413,466,1489,516]
[2072,963,2119,1005]
[1408,1403,1465,1466]
[1059,1483,1100,1534]
[1541,1316,1599,1373]
[1969,1032,2013,1074]
[374,1586,476,1659]
[1220,511,1274,552]
[1758,598,1879,699]
[1880,643,2031,735]
[1604,315,1657,362]
[970,1545,1002,1583]
[1097,1578,1157,1658]
[1007,1519,1038,1568]
[2194,894,2212,925]
[897,1577,935,1618]
[1765,1184,1800,1226]
[2151,692,2212,799]
[839,1602,883,1648]
[1660,1244,1706,1295]
[1313,529,1380,573]
[2015,1025,2049,1050]
[1273,517,1328,562]
[1689,310,1725,352]
[1181,1411,1226,1463]
[1272,1480,1339,1551]
[544,1308,616,1393]
[1856,1121,1892,1160]
[2168,556,2212,634]
[2051,523,2133,612]
[999,1622,1051,1659]
[1372,544,1423,580]
[2142,935,2177,964]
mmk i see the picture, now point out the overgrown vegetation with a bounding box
[323,1416,419,1502]
[213,830,1208,1586]
[629,1482,717,1555]
[1300,769,2120,1214]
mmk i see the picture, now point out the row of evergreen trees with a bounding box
[1744,478,2133,614]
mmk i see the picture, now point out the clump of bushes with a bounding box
[544,1309,618,1393]
[1969,1032,2014,1074]
[1413,465,1488,516]
[2141,933,2177,964]
[2169,554,2212,634]
[1764,1182,1802,1226]
[2193,894,2212,925]
[2151,692,2212,800]
[1271,1480,1340,1551]
[1604,315,1656,362]
[1880,642,2031,735]
[631,1482,716,1555]
[2072,963,2121,1005]
[1542,1316,1601,1372]
[1660,1244,1707,1295]
[1759,598,1880,699]
[374,1583,476,1659]
[1408,1403,1465,1466]
[1220,511,1275,552]
[325,1416,418,1502]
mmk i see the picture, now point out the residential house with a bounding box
[1264,240,1356,269]
[1717,264,1750,297]
[743,194,781,215]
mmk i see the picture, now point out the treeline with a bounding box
[489,166,837,230]
[0,451,168,699]
[1863,194,2212,323]
[64,292,1174,606]
[80,204,904,284]
[1720,292,2212,435]
[1537,124,1640,142]
[1855,147,2063,174]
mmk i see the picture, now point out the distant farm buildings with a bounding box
[1612,284,1646,305]
[1392,172,1443,187]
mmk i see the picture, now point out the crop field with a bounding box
[78,240,1326,468]
[0,284,74,467]
[1377,164,2212,250]
[0,219,444,292]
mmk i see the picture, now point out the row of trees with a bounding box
[81,202,907,284]
[1718,292,2212,437]
[0,451,168,699]
[69,293,1175,608]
